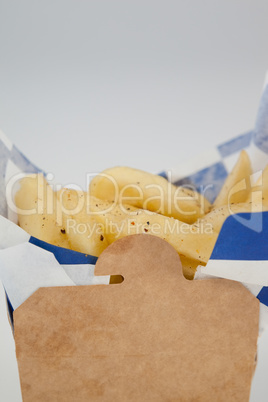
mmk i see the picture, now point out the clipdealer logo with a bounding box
[6,170,211,219]
[5,169,266,235]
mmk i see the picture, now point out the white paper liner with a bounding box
[0,242,75,311]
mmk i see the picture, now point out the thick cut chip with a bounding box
[90,166,211,224]
[58,189,110,257]
[247,164,268,206]
[15,174,69,248]
[213,150,252,208]
[92,203,218,264]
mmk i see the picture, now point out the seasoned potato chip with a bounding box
[246,164,268,206]
[213,150,252,208]
[90,166,211,224]
[58,189,109,257]
[92,203,217,264]
[15,174,69,248]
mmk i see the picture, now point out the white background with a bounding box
[1,1,268,400]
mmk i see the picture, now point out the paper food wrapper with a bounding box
[1,74,268,400]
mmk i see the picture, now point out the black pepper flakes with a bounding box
[61,229,66,234]
[100,235,104,241]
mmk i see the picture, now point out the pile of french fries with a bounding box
[14,150,268,279]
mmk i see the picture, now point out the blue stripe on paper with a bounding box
[257,287,268,307]
[173,161,228,203]
[211,212,268,261]
[29,236,98,265]
[217,131,252,158]
[10,145,42,174]
[158,171,168,179]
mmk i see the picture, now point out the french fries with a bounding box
[15,174,70,249]
[91,202,218,264]
[89,166,211,224]
[246,164,268,206]
[16,178,111,257]
[14,150,268,279]
[59,189,109,256]
[213,150,252,207]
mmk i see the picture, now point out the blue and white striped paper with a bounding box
[198,212,268,307]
